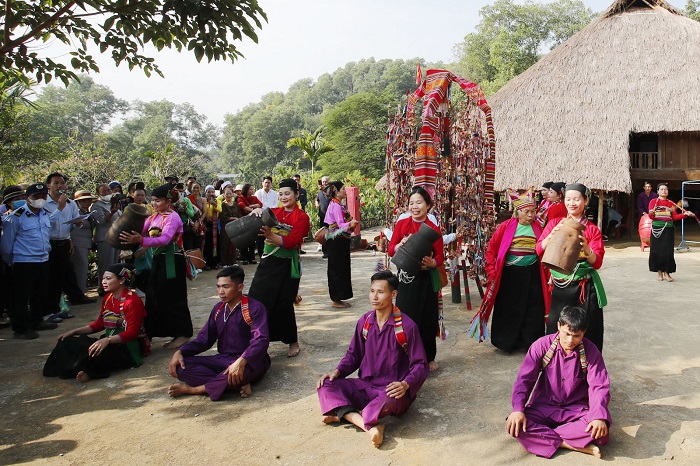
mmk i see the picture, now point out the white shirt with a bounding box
[254,189,279,209]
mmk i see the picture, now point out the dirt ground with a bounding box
[1,228,699,465]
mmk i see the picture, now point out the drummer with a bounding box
[536,183,607,352]
[636,181,658,218]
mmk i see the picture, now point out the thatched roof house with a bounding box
[490,0,700,193]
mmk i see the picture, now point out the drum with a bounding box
[391,223,441,276]
[106,204,151,249]
[541,217,586,275]
[224,208,278,248]
[638,213,652,245]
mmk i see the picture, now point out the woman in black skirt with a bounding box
[537,183,606,352]
[44,263,148,382]
[120,184,193,349]
[248,179,310,357]
[648,183,695,282]
[323,181,357,308]
[482,188,548,352]
[387,187,444,372]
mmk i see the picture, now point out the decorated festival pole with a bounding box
[451,262,461,303]
[461,259,472,311]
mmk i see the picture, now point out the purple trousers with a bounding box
[516,404,610,458]
[317,378,413,430]
[176,354,268,401]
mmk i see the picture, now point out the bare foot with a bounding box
[76,371,91,383]
[429,361,440,372]
[287,342,300,357]
[657,272,664,281]
[322,415,341,424]
[369,423,385,448]
[561,441,602,458]
[294,295,303,304]
[164,336,190,349]
[331,301,351,308]
[665,273,674,282]
[239,383,252,398]
[168,383,206,397]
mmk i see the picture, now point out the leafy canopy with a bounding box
[0,0,267,86]
[286,126,334,178]
[453,0,595,95]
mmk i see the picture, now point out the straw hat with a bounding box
[74,190,97,201]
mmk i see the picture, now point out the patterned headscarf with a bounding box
[507,187,536,211]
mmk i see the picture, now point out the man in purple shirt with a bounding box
[506,306,611,459]
[167,266,270,400]
[637,181,658,218]
[317,270,429,448]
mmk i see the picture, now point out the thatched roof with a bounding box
[490,0,700,192]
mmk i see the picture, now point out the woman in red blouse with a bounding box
[648,183,695,282]
[44,263,148,382]
[536,183,606,352]
[248,179,310,357]
[388,187,444,371]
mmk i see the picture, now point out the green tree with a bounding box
[321,92,391,179]
[286,126,334,178]
[217,58,422,181]
[687,0,700,20]
[0,73,58,183]
[0,0,267,85]
[453,0,596,95]
[28,75,128,143]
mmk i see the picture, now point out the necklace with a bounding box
[279,208,294,224]
[223,299,242,323]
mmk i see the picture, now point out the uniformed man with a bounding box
[44,172,95,320]
[1,183,58,339]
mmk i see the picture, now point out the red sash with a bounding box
[213,295,252,325]
[361,306,408,353]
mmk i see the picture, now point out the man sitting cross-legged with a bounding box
[168,265,270,400]
[317,270,428,448]
[506,306,611,459]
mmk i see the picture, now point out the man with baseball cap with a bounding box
[1,183,58,339]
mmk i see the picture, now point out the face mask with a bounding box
[12,200,26,209]
[28,198,46,209]
[101,194,113,202]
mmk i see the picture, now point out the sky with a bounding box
[41,0,616,126]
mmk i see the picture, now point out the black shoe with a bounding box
[299,249,307,255]
[322,254,328,259]
[45,314,63,323]
[248,260,257,264]
[14,330,39,340]
[34,321,58,331]
[70,296,97,305]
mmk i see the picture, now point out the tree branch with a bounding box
[0,1,77,56]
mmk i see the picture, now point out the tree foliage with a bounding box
[286,126,334,178]
[687,0,700,21]
[217,58,422,181]
[321,92,392,180]
[2,75,219,190]
[453,0,596,95]
[0,73,58,183]
[0,0,267,85]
